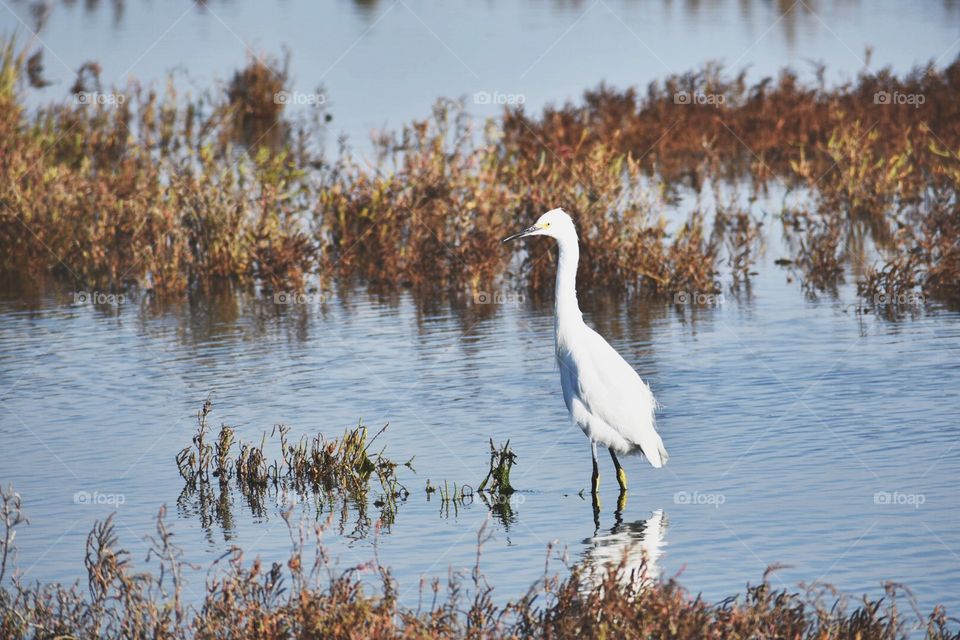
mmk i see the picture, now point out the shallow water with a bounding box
[6,0,960,149]
[2,236,959,617]
[2,0,960,625]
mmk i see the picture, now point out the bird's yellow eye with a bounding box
[544,222,551,228]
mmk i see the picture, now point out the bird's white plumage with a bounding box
[510,208,668,468]
[557,325,667,466]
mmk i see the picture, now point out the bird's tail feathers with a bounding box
[656,439,669,467]
[641,430,669,468]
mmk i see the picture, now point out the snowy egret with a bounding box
[503,208,668,501]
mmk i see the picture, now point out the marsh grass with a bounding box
[171,401,545,532]
[473,440,522,526]
[224,52,290,150]
[502,59,960,306]
[176,400,407,535]
[5,36,955,307]
[426,479,474,519]
[0,485,957,639]
[712,202,763,287]
[781,206,847,295]
[477,439,516,496]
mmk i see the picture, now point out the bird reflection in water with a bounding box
[579,509,668,592]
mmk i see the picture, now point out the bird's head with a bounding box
[501,208,577,244]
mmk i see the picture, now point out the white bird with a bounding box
[503,208,668,500]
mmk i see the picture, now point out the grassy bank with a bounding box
[1,37,957,306]
[0,485,956,639]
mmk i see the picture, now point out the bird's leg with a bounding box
[590,441,601,500]
[609,449,628,493]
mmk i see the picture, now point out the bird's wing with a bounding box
[566,326,668,466]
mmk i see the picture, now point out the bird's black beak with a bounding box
[501,226,538,243]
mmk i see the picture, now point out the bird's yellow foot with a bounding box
[616,489,627,512]
[616,467,628,493]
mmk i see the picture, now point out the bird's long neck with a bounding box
[554,235,582,328]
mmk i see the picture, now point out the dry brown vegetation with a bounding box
[1,36,958,307]
[503,58,960,306]
[1,485,957,639]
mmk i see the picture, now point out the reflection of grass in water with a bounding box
[1,485,956,638]
[173,402,523,533]
[1,35,957,309]
[425,472,520,527]
[426,479,474,519]
[175,399,409,536]
[476,439,520,527]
